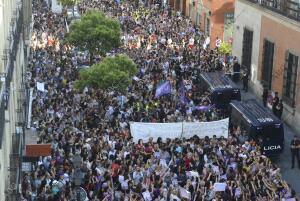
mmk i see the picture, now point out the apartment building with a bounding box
[232,0,300,132]
[0,0,32,200]
[198,0,235,48]
[169,0,235,48]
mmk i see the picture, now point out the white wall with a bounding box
[1,0,18,71]
[0,38,26,201]
[0,0,28,199]
[232,0,263,94]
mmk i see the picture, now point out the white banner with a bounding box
[183,118,229,139]
[130,122,182,143]
[130,118,229,142]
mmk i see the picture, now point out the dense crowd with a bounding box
[21,0,298,201]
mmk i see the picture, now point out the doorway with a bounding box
[261,39,274,89]
[242,28,253,74]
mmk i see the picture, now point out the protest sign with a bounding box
[213,183,227,191]
[37,82,45,92]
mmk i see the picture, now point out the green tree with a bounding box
[58,0,80,7]
[75,54,137,93]
[218,42,232,55]
[65,10,121,64]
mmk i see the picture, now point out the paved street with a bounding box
[274,126,300,196]
[240,85,300,195]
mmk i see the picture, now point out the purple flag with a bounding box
[195,105,211,112]
[155,81,171,98]
[179,82,189,105]
[180,95,189,105]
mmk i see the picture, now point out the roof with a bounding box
[200,71,239,91]
[230,99,282,127]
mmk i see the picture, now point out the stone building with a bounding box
[169,0,235,48]
[232,0,300,132]
[0,0,32,200]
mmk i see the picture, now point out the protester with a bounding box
[241,70,249,92]
[272,92,280,115]
[215,37,222,50]
[21,0,298,201]
[262,87,269,107]
[275,99,283,119]
[232,57,240,83]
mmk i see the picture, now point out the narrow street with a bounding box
[240,87,300,195]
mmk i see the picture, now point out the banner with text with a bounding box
[130,118,229,142]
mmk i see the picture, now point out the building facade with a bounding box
[232,0,300,132]
[198,0,235,48]
[169,0,235,48]
[0,0,32,200]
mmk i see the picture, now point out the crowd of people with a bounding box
[21,0,298,200]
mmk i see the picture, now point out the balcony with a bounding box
[246,0,300,22]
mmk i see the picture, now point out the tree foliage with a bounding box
[75,54,137,93]
[218,42,232,55]
[65,10,121,64]
[58,0,80,7]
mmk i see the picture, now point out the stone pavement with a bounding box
[239,84,300,195]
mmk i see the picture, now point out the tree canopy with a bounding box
[65,10,121,64]
[75,54,137,93]
[58,0,80,7]
[218,42,232,55]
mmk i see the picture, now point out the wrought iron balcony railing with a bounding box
[246,0,300,22]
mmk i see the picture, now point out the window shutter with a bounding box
[282,51,299,107]
[285,51,290,62]
[292,56,299,106]
[282,51,289,103]
[283,51,289,81]
[261,40,267,83]
[293,55,298,65]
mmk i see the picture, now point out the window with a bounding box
[206,18,210,36]
[282,51,298,107]
[241,28,253,73]
[196,12,200,26]
[175,0,180,11]
[224,13,234,43]
[286,0,300,19]
[261,39,274,89]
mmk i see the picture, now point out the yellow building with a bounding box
[0,0,32,200]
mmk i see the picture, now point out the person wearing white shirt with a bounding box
[188,37,194,49]
[215,37,222,49]
[203,36,210,50]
